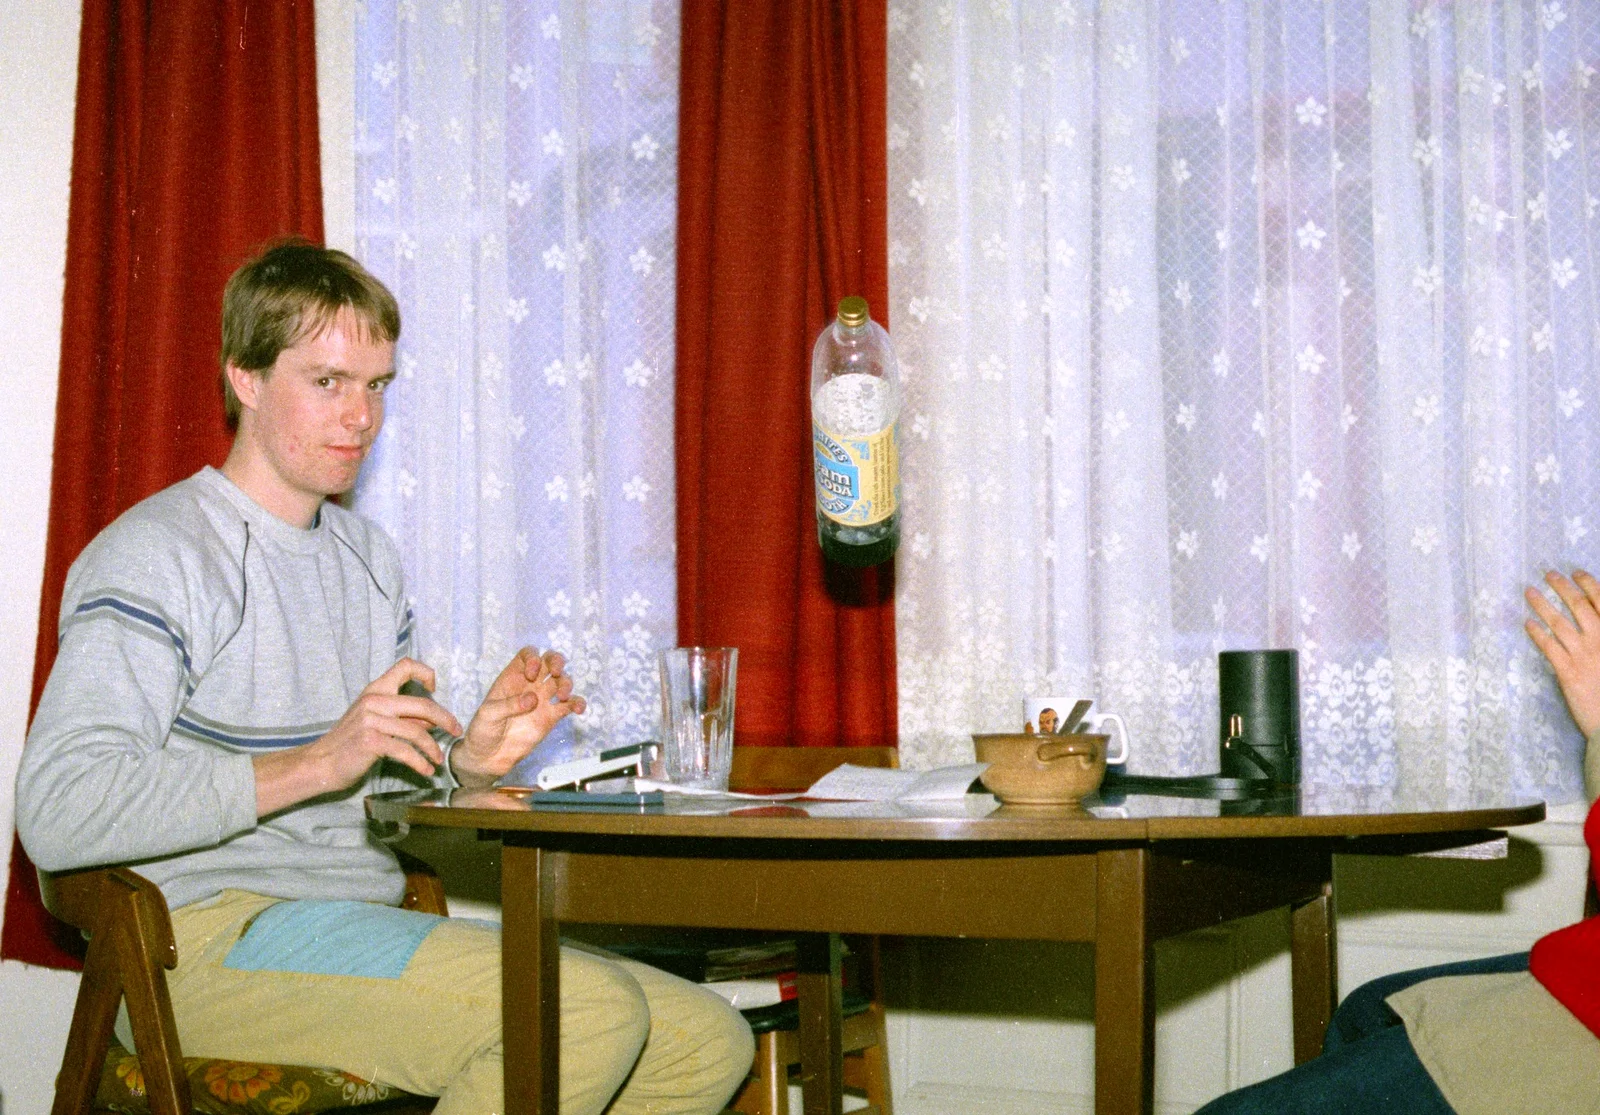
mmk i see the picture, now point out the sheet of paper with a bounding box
[803,762,989,802]
[631,779,804,801]
[516,764,992,806]
[804,764,921,801]
[799,796,1001,819]
[897,763,989,801]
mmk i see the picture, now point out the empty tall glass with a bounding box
[658,647,738,790]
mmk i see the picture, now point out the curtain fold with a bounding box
[675,0,895,750]
[1,0,322,970]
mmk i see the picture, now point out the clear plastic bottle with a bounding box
[810,296,901,567]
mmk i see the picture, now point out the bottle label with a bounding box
[813,421,899,526]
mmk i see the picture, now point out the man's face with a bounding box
[228,311,395,523]
[1038,708,1058,734]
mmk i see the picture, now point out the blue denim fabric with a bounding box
[1194,952,1530,1115]
[222,900,445,978]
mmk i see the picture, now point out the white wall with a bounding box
[0,3,82,1112]
[317,0,356,256]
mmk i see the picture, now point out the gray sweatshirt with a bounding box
[16,467,451,912]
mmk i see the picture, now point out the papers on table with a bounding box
[635,762,987,802]
[803,762,988,802]
[631,779,804,801]
[521,762,991,807]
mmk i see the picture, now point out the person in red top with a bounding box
[1197,569,1600,1115]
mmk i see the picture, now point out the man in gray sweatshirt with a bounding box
[16,241,751,1115]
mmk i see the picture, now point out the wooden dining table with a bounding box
[367,783,1543,1115]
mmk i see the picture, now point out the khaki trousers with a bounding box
[127,891,753,1115]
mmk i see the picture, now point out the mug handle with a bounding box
[1094,713,1129,765]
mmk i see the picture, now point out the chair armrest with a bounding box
[40,865,190,1115]
[38,866,108,933]
[40,867,177,972]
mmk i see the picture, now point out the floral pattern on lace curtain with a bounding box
[354,1,679,767]
[889,0,1598,800]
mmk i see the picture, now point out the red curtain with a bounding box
[674,0,895,750]
[1,0,323,970]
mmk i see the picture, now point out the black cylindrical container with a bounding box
[1218,649,1301,784]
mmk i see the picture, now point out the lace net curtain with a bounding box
[889,0,1598,799]
[354,1,679,767]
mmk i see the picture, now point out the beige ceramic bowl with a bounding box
[973,732,1108,806]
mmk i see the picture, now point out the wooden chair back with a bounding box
[729,746,897,792]
[42,867,191,1115]
[39,855,445,1115]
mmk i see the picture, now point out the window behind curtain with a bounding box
[353,1,680,767]
[889,0,1598,798]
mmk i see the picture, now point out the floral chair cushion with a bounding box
[95,1044,425,1114]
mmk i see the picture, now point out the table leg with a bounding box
[502,843,562,1115]
[796,933,845,1115]
[1290,879,1337,1064]
[1095,847,1154,1115]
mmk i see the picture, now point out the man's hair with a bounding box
[219,239,401,423]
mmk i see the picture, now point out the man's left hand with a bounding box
[452,647,587,788]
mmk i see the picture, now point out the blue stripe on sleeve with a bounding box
[172,716,327,751]
[71,596,194,674]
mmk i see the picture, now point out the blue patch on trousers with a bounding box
[222,901,445,979]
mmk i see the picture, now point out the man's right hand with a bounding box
[251,658,463,818]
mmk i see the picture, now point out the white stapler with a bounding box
[535,742,661,791]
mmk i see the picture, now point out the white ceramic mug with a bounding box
[1023,697,1130,765]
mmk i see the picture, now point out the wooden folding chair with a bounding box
[40,852,445,1115]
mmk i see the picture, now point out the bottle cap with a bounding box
[837,296,869,328]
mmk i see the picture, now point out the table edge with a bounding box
[368,794,1545,843]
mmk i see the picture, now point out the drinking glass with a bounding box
[658,647,738,790]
